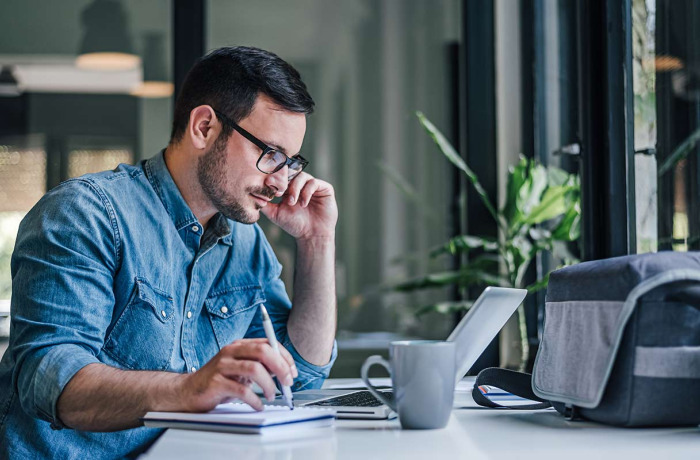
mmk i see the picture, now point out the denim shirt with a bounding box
[0,151,336,459]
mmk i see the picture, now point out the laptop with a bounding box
[292,286,527,419]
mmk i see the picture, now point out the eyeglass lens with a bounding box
[258,150,305,179]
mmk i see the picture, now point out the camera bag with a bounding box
[472,252,700,427]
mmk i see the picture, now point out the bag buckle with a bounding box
[563,404,579,421]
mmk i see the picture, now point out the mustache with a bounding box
[249,186,277,200]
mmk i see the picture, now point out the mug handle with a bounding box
[360,355,396,411]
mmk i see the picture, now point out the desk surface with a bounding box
[142,378,700,460]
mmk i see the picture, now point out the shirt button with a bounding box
[191,225,199,232]
[191,367,196,372]
[187,311,192,319]
[221,306,228,314]
[161,310,166,318]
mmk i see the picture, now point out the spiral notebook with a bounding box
[143,403,335,435]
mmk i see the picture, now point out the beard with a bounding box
[197,134,276,224]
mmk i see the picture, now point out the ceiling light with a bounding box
[654,55,684,72]
[76,52,141,71]
[76,0,139,71]
[0,66,22,97]
[130,32,173,98]
[130,81,174,98]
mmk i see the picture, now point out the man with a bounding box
[0,46,337,459]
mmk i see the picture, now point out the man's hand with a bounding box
[261,172,338,240]
[178,338,298,412]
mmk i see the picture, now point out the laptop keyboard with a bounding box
[307,390,394,407]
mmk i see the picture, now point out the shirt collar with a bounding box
[144,150,232,245]
[210,213,233,246]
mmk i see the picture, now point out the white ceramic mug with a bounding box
[361,340,456,429]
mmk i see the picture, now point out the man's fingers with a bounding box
[226,341,294,386]
[297,180,320,208]
[221,359,277,401]
[227,379,264,411]
[277,345,298,378]
[284,172,313,205]
[225,338,298,379]
[241,339,298,378]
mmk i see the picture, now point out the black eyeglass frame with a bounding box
[212,108,309,179]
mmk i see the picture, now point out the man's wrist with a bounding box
[147,371,189,412]
[295,234,335,249]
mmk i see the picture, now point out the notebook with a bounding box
[143,403,335,435]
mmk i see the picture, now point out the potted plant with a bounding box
[387,112,581,371]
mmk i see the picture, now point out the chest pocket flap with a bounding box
[103,277,176,370]
[135,278,175,322]
[205,285,266,349]
[205,285,266,319]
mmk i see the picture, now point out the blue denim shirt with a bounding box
[0,151,336,459]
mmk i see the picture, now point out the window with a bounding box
[0,137,46,300]
[633,0,700,252]
[207,0,462,346]
[0,0,173,309]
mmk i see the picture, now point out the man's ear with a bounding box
[187,105,219,150]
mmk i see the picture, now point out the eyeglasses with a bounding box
[212,109,309,181]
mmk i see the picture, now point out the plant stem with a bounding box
[517,303,530,372]
[514,258,532,372]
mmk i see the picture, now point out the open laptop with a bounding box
[292,286,527,419]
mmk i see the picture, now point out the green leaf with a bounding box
[430,234,499,257]
[550,202,581,241]
[502,156,529,224]
[416,111,502,228]
[391,267,508,292]
[519,162,548,217]
[464,254,501,271]
[546,165,570,187]
[455,269,510,287]
[392,270,462,291]
[523,185,573,225]
[415,300,474,317]
[509,235,534,268]
[525,274,550,293]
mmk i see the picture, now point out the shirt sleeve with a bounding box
[244,230,337,391]
[9,178,119,428]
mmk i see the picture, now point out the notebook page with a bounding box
[145,403,334,427]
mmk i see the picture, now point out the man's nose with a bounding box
[264,166,288,197]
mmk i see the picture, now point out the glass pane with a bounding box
[0,137,47,301]
[208,0,462,345]
[0,142,46,212]
[633,0,700,252]
[68,148,132,178]
[0,1,172,310]
[494,0,581,368]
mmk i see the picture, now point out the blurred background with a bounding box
[0,0,698,377]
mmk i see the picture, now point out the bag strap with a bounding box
[472,367,552,410]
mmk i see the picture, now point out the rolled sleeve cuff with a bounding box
[27,345,100,429]
[281,337,337,391]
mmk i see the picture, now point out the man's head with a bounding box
[170,46,314,224]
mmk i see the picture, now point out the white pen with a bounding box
[259,304,294,410]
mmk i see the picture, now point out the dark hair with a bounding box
[169,46,314,144]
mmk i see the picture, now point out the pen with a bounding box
[259,304,294,410]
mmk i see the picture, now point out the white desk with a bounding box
[142,378,700,460]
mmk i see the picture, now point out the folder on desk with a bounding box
[143,403,335,435]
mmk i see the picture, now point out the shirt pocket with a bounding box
[205,285,266,349]
[103,277,176,371]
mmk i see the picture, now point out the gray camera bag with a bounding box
[473,252,700,427]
